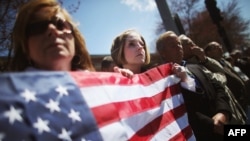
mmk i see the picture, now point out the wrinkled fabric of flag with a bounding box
[0,63,196,141]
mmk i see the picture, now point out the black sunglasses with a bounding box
[26,18,72,36]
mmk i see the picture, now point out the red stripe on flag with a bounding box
[92,84,181,128]
[129,104,187,141]
[70,63,173,87]
[169,125,194,141]
[69,63,194,140]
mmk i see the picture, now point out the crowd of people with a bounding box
[101,23,250,141]
[1,0,250,140]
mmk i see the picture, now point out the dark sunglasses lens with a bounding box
[55,19,71,31]
[26,19,72,36]
[26,21,49,36]
[55,20,64,30]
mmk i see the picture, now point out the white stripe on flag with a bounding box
[151,113,194,141]
[80,75,180,107]
[97,93,185,140]
[99,122,129,141]
[121,93,184,138]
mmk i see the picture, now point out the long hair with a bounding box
[110,29,150,67]
[7,0,95,71]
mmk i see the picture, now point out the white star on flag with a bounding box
[33,117,51,134]
[55,85,68,97]
[20,89,37,102]
[68,109,81,122]
[58,128,72,141]
[4,105,23,124]
[45,99,61,113]
[0,63,195,141]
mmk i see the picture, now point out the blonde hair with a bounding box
[110,29,150,67]
[8,0,95,71]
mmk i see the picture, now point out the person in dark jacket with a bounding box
[156,31,232,141]
[179,34,247,125]
[204,42,250,113]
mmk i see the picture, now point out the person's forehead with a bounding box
[165,35,179,42]
[125,32,141,41]
[31,6,65,22]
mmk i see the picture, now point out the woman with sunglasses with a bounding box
[7,0,95,72]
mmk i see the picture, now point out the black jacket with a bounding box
[181,64,231,141]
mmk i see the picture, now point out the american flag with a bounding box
[0,63,195,141]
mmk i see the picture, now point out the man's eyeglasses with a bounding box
[26,18,72,36]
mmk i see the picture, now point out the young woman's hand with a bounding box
[114,66,134,78]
